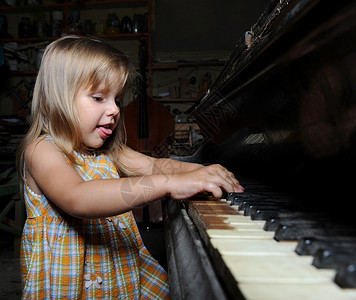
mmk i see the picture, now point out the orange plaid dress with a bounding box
[21,138,170,299]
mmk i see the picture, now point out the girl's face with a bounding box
[75,82,121,149]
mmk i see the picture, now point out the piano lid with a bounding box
[186,0,356,207]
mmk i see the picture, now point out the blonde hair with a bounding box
[17,35,137,186]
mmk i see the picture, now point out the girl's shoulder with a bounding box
[24,136,65,196]
[25,135,56,155]
[25,137,65,171]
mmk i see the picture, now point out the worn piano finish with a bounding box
[164,0,356,299]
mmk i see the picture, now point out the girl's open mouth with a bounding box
[96,125,113,138]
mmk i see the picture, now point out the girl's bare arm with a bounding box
[25,140,242,219]
[118,147,242,194]
[118,146,210,175]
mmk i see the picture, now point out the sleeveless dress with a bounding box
[20,137,170,299]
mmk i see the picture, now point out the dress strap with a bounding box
[43,135,55,143]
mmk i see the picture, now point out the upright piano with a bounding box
[163,0,356,299]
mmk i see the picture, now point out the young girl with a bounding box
[16,35,243,299]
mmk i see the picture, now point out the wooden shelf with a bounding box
[0,0,147,12]
[2,0,151,78]
[8,65,141,76]
[8,70,38,76]
[154,97,199,103]
[150,65,179,70]
[0,37,57,43]
[0,33,149,43]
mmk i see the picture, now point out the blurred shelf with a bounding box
[153,97,198,103]
[0,0,147,12]
[0,33,149,43]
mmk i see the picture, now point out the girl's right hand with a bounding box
[168,164,244,200]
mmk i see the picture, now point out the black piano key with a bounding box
[264,217,281,231]
[227,190,292,206]
[312,249,356,269]
[274,224,356,241]
[247,202,303,219]
[250,207,297,220]
[238,199,262,211]
[249,204,310,220]
[244,204,285,217]
[221,191,228,200]
[226,192,240,202]
[250,208,278,220]
[264,213,335,231]
[264,217,322,231]
[239,198,295,212]
[272,211,332,219]
[239,199,297,215]
[296,237,356,256]
[242,202,288,215]
[335,264,356,288]
[227,192,265,206]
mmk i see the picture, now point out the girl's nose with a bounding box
[106,99,120,116]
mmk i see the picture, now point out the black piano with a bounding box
[163,0,356,299]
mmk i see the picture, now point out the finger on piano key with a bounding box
[190,200,240,216]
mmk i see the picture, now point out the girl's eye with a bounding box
[92,95,104,102]
[115,97,121,106]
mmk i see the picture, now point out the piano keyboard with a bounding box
[185,183,356,300]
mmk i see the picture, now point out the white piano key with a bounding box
[222,215,266,226]
[205,213,271,237]
[210,238,298,256]
[189,199,356,299]
[223,255,335,284]
[209,219,265,231]
[239,282,356,300]
[207,228,275,239]
[229,223,266,231]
